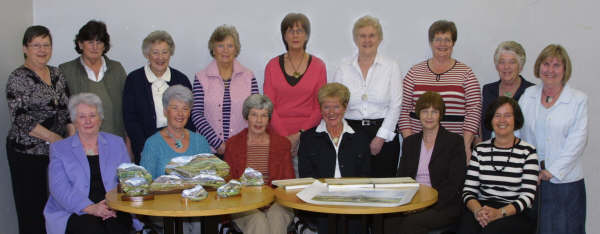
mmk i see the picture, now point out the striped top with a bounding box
[399,60,481,135]
[247,143,270,182]
[463,138,539,213]
[191,77,259,148]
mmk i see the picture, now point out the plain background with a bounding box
[0,0,597,233]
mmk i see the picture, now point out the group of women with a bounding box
[5,12,586,234]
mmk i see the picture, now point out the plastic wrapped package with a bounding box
[165,154,230,178]
[150,175,185,192]
[122,177,150,196]
[217,180,241,198]
[184,173,226,189]
[240,167,264,186]
[117,163,153,196]
[181,185,208,201]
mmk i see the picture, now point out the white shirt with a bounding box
[144,64,172,128]
[80,57,107,82]
[332,53,402,142]
[518,84,588,183]
[315,119,355,178]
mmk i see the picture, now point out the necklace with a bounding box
[166,128,185,149]
[287,52,306,78]
[490,137,516,172]
[85,148,95,155]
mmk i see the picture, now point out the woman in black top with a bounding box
[6,25,72,234]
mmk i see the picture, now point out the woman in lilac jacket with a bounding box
[44,93,141,234]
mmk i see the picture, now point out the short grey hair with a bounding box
[242,94,273,120]
[68,93,104,122]
[162,85,192,108]
[142,30,175,57]
[494,41,526,71]
[208,25,241,58]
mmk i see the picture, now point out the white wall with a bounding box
[0,1,32,233]
[30,0,599,232]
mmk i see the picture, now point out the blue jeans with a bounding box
[539,179,586,234]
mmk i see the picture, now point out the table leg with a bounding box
[163,217,175,234]
[372,214,383,234]
[201,215,220,234]
[339,214,347,234]
[328,214,337,234]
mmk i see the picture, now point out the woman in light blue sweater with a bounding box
[141,85,210,178]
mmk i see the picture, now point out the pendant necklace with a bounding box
[287,52,305,78]
[167,128,185,149]
[490,137,516,172]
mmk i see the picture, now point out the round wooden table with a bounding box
[106,186,274,234]
[274,185,438,234]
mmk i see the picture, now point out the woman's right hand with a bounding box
[82,200,116,220]
[217,142,226,155]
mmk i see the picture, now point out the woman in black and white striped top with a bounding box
[458,96,539,234]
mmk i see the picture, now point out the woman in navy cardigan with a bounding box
[123,30,194,163]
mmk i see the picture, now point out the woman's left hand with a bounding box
[287,132,301,157]
[478,206,503,227]
[369,137,385,155]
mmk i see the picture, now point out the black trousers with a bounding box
[384,208,459,234]
[7,142,49,234]
[66,212,132,234]
[456,201,534,234]
[346,119,400,178]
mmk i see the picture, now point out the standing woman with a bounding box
[191,25,259,156]
[398,20,481,162]
[264,13,327,174]
[60,20,128,139]
[480,41,534,141]
[519,44,587,233]
[6,25,72,234]
[332,15,402,177]
[123,30,194,163]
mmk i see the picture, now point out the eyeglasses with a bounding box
[286,28,306,35]
[28,43,52,50]
[433,38,452,44]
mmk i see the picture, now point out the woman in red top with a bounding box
[263,13,327,171]
[224,94,294,234]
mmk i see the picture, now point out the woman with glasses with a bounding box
[264,12,327,175]
[398,20,481,163]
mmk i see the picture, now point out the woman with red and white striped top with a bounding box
[399,20,481,162]
[224,94,294,234]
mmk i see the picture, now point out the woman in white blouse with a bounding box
[332,15,403,177]
[518,44,587,234]
[122,30,194,163]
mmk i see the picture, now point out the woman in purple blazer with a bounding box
[44,93,141,234]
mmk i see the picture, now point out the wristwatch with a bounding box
[501,207,507,217]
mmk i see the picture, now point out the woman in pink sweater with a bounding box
[264,12,327,173]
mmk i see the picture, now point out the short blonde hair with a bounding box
[494,41,526,71]
[208,25,241,58]
[534,44,572,85]
[142,30,175,57]
[318,83,350,108]
[352,15,383,42]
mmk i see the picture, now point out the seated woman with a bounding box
[384,91,466,234]
[141,85,211,179]
[298,82,370,234]
[458,97,539,234]
[44,93,141,234]
[224,94,295,234]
